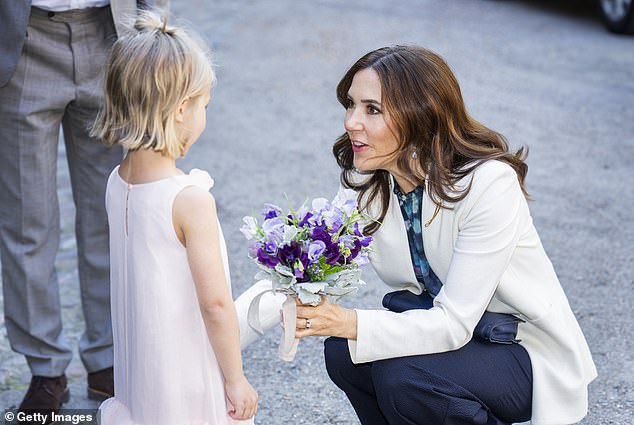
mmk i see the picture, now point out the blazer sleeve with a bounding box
[348,163,527,363]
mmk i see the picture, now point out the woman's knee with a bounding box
[371,357,501,425]
[371,359,412,398]
[324,337,352,387]
[372,358,449,423]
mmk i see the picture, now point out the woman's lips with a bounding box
[351,140,368,153]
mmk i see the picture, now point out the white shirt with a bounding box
[31,0,110,12]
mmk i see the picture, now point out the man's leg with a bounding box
[0,8,75,379]
[61,6,120,377]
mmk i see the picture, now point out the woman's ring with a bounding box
[305,319,312,329]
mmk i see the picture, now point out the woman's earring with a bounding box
[411,149,418,159]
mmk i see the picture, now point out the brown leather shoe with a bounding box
[87,367,113,401]
[18,375,70,425]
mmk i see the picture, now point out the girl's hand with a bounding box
[225,375,258,420]
[295,296,358,340]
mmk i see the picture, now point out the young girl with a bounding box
[91,10,258,424]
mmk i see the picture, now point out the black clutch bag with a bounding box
[382,290,523,344]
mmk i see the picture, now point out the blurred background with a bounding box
[1,0,633,423]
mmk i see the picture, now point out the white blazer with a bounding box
[348,160,597,425]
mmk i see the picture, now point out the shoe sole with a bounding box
[87,387,112,402]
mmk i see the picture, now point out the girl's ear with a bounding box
[174,96,191,123]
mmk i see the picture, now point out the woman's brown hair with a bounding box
[333,45,528,234]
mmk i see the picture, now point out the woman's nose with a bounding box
[344,109,363,132]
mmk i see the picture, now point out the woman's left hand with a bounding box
[295,296,358,340]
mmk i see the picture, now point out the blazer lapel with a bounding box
[368,179,422,293]
[421,180,451,283]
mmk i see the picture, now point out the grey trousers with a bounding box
[0,6,122,377]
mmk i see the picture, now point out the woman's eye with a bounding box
[345,98,355,109]
[368,105,380,115]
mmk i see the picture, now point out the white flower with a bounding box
[240,216,258,240]
[282,225,299,245]
[311,197,330,213]
[333,188,358,216]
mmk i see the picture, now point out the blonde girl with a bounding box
[92,10,257,424]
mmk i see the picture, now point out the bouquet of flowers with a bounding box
[241,188,373,360]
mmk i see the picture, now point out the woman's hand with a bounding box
[295,296,358,340]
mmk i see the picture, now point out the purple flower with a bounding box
[348,239,363,263]
[264,241,277,252]
[262,203,283,220]
[308,240,326,263]
[265,210,278,219]
[324,243,342,265]
[353,222,363,237]
[261,216,285,245]
[293,261,306,280]
[322,207,344,232]
[257,247,279,268]
[277,241,310,281]
[311,224,331,243]
[299,212,314,227]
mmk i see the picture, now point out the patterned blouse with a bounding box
[393,183,444,297]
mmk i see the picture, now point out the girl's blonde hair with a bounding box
[92,9,216,158]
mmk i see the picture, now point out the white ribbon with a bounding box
[278,295,300,361]
[246,289,271,337]
[247,288,299,362]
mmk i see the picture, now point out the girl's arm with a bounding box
[173,186,257,420]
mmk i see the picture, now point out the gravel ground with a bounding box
[1,0,633,424]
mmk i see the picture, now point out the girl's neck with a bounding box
[120,149,181,185]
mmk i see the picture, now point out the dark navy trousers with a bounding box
[324,337,532,425]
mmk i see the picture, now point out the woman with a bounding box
[293,46,597,425]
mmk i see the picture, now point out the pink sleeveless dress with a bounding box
[99,166,253,425]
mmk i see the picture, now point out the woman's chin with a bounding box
[353,159,369,173]
[353,161,379,174]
